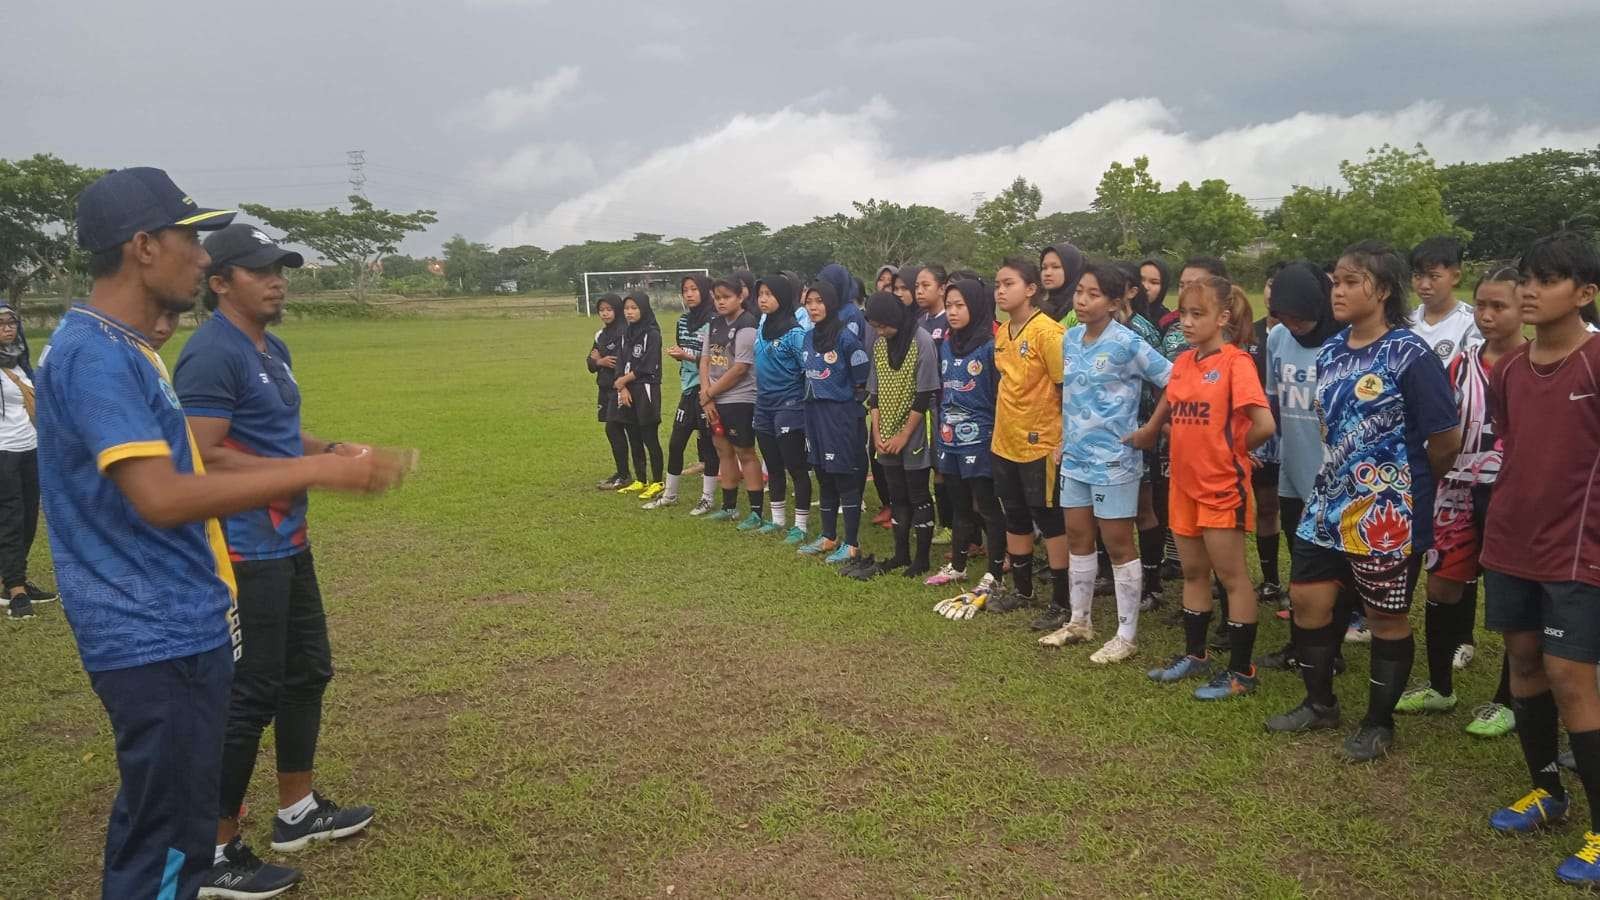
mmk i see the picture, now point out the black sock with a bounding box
[1050,567,1069,611]
[1568,730,1600,832]
[1423,601,1455,697]
[1139,527,1164,590]
[1298,623,1341,709]
[1183,608,1213,659]
[888,504,911,565]
[1457,579,1480,648]
[934,481,952,530]
[1228,621,1259,674]
[1493,650,1512,707]
[1010,553,1034,598]
[1363,635,1415,730]
[748,488,764,516]
[1257,532,1280,586]
[1514,691,1567,800]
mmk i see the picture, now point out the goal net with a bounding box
[580,268,709,316]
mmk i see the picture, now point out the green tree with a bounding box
[1092,156,1163,256]
[442,235,499,293]
[1273,144,1467,265]
[1034,209,1119,256]
[972,176,1043,271]
[239,195,437,301]
[1154,179,1261,258]
[0,154,105,306]
[834,200,977,277]
[767,217,845,278]
[700,222,771,273]
[1441,148,1600,259]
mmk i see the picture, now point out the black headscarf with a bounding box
[875,265,899,291]
[1138,256,1171,315]
[595,293,626,340]
[895,266,924,308]
[1268,261,1339,349]
[1039,243,1086,321]
[0,306,24,370]
[817,264,855,311]
[623,290,658,343]
[808,280,845,354]
[779,270,804,303]
[758,275,799,340]
[946,279,995,358]
[733,269,759,317]
[865,290,916,369]
[681,274,715,332]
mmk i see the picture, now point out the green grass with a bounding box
[0,314,1579,898]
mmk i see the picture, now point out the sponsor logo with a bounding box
[1434,339,1454,360]
[964,455,977,464]
[1171,400,1211,426]
[1203,369,1221,383]
[251,229,272,245]
[159,379,181,409]
[967,359,983,376]
[1546,626,1567,639]
[1572,392,1596,401]
[1027,431,1039,444]
[1094,492,1105,503]
[1354,373,1384,401]
[825,452,836,461]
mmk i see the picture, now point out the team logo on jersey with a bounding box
[1203,369,1221,384]
[1019,340,1030,356]
[941,424,955,443]
[966,359,983,376]
[823,350,838,364]
[1434,339,1455,360]
[1093,354,1109,371]
[1354,373,1385,401]
[632,344,642,357]
[159,378,182,409]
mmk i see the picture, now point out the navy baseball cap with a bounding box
[203,224,304,271]
[76,167,235,253]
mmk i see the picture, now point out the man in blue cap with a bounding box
[38,167,409,900]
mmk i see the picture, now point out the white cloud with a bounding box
[474,142,597,190]
[1277,0,1595,25]
[467,66,580,131]
[496,97,1600,248]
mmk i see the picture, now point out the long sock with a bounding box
[1493,650,1512,707]
[748,488,764,516]
[842,496,863,545]
[1423,601,1456,697]
[702,475,717,501]
[795,508,810,532]
[1183,608,1213,659]
[1010,552,1034,599]
[1050,566,1069,611]
[1139,527,1164,591]
[1257,532,1280,586]
[722,487,738,511]
[911,503,934,570]
[664,472,681,500]
[769,500,787,527]
[1513,691,1566,799]
[1163,530,1179,566]
[1568,729,1600,832]
[1363,635,1415,729]
[1228,621,1259,675]
[934,481,952,530]
[1457,579,1480,648]
[1068,553,1097,624]
[1112,559,1141,642]
[1298,622,1341,708]
[888,504,912,564]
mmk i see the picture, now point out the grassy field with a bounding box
[0,313,1577,898]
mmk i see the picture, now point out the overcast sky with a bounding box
[5,0,1600,257]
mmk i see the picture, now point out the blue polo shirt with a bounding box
[37,306,238,673]
[174,312,309,562]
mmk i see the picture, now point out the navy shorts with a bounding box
[714,402,756,448]
[753,402,805,438]
[1484,570,1600,663]
[805,401,868,475]
[937,443,993,479]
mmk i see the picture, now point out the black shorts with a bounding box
[597,385,615,423]
[1484,571,1600,663]
[1252,462,1280,492]
[1291,541,1423,614]
[993,455,1058,511]
[674,388,706,430]
[715,402,757,448]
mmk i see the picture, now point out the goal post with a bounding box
[580,268,710,316]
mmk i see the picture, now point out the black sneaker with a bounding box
[271,791,375,852]
[1342,724,1395,762]
[200,837,301,899]
[1138,589,1163,613]
[840,554,878,580]
[1256,583,1282,607]
[1265,700,1342,734]
[986,587,1036,614]
[1093,574,1113,596]
[1208,625,1232,652]
[1030,604,1070,632]
[1257,644,1298,671]
[595,474,626,491]
[6,597,34,620]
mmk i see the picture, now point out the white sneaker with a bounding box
[642,494,678,510]
[924,564,965,587]
[1089,635,1138,664]
[688,497,714,516]
[1453,643,1475,670]
[1039,620,1095,648]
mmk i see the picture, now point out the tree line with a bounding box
[4,144,1598,306]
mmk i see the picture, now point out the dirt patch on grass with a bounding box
[470,592,535,606]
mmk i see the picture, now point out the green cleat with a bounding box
[735,512,764,531]
[1465,702,1516,738]
[756,520,784,535]
[705,508,738,522]
[1394,684,1458,715]
[783,526,807,545]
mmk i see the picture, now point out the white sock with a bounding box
[215,842,229,866]
[795,509,809,531]
[1112,559,1142,642]
[770,500,788,527]
[1068,554,1098,624]
[278,792,317,825]
[702,475,717,501]
[664,473,680,500]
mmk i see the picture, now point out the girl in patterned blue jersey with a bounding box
[797,280,872,566]
[753,276,812,543]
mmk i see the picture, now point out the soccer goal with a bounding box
[580,268,709,316]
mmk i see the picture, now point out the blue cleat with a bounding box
[756,520,784,535]
[1557,832,1600,886]
[1148,654,1212,683]
[783,526,807,545]
[1490,788,1569,834]
[1194,667,1259,701]
[706,507,738,522]
[798,537,837,557]
[825,544,858,565]
[735,512,764,531]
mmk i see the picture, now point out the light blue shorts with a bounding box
[1059,476,1139,519]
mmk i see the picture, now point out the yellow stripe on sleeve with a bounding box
[96,440,172,473]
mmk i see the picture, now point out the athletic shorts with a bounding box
[674,388,706,430]
[597,385,615,423]
[936,443,993,479]
[1252,462,1280,492]
[1483,570,1600,663]
[876,419,931,470]
[753,402,805,438]
[1425,483,1490,582]
[714,402,756,448]
[1291,542,1423,615]
[621,381,661,426]
[993,455,1057,511]
[1169,484,1256,537]
[1060,476,1139,519]
[805,401,868,475]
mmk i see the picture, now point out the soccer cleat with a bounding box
[199,837,301,899]
[1453,643,1476,670]
[783,526,807,545]
[1039,620,1095,648]
[638,482,664,501]
[1490,788,1570,834]
[756,520,784,535]
[1256,644,1297,671]
[23,583,56,604]
[688,497,715,516]
[985,587,1037,614]
[735,512,764,531]
[706,507,739,522]
[1030,604,1071,633]
[1344,616,1371,643]
[616,480,645,494]
[7,597,35,620]
[596,474,626,491]
[1395,684,1458,715]
[924,564,965,587]
[1556,832,1600,886]
[641,493,678,510]
[1194,667,1259,701]
[824,544,858,566]
[1465,703,1516,738]
[798,536,837,557]
[1341,724,1395,762]
[931,527,952,545]
[271,791,374,852]
[1256,583,1283,607]
[1265,700,1341,734]
[1209,625,1232,653]
[1148,654,1213,684]
[1090,635,1138,664]
[1138,589,1163,613]
[839,554,877,578]
[871,507,893,528]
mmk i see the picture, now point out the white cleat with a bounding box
[1089,635,1138,664]
[1039,620,1095,648]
